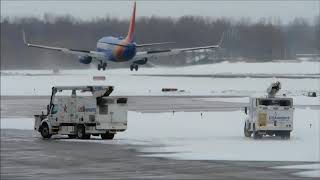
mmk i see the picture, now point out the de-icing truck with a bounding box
[244,81,294,139]
[34,86,128,140]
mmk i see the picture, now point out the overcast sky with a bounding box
[1,1,319,24]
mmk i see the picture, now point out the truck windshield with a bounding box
[51,104,58,114]
[259,99,291,106]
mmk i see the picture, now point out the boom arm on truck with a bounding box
[266,81,281,98]
[47,86,114,115]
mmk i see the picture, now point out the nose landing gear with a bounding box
[98,62,107,71]
[130,64,139,71]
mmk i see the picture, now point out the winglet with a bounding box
[218,32,225,48]
[126,1,136,42]
[22,30,28,45]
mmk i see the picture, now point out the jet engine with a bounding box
[79,56,92,64]
[133,58,147,65]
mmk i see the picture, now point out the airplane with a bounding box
[23,1,223,71]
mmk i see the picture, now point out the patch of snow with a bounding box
[293,170,320,178]
[1,118,34,130]
[116,109,320,162]
[1,109,319,162]
[1,61,319,96]
[273,164,320,178]
[274,164,320,170]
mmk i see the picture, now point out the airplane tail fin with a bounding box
[126,1,136,42]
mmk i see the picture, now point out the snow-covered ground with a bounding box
[2,61,320,75]
[1,62,319,165]
[273,164,320,178]
[1,109,319,163]
[1,62,320,96]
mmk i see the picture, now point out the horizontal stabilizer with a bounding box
[136,42,175,47]
[104,42,130,47]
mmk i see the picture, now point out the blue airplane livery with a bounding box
[23,2,223,71]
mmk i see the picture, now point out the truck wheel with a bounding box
[286,132,291,139]
[76,125,88,139]
[267,131,274,136]
[68,134,77,139]
[253,132,262,139]
[40,124,52,139]
[244,123,252,137]
[101,132,115,140]
[84,134,91,139]
[280,131,290,139]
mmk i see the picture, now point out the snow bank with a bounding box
[1,61,319,96]
[4,61,318,75]
[1,73,319,96]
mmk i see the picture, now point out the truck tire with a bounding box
[286,131,291,139]
[244,123,252,137]
[84,134,91,139]
[280,131,290,139]
[253,132,262,139]
[266,131,274,136]
[76,125,89,139]
[40,124,52,139]
[101,132,115,140]
[68,134,77,139]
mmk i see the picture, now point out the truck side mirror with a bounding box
[47,105,50,114]
[244,107,248,115]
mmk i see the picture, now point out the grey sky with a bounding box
[1,1,319,24]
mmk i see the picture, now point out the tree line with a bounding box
[1,15,319,69]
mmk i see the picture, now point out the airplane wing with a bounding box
[135,33,224,60]
[134,45,220,59]
[22,31,105,60]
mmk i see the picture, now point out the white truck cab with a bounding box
[34,86,128,140]
[244,81,294,139]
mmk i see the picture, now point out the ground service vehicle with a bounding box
[34,86,128,140]
[244,82,294,139]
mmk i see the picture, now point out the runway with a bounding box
[1,62,319,179]
[2,95,318,118]
[2,129,313,180]
[1,95,319,179]
[1,95,248,118]
[133,73,320,79]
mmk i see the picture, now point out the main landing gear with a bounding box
[130,64,139,71]
[98,62,107,71]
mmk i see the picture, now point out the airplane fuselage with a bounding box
[97,36,137,62]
